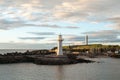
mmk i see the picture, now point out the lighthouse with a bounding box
[57,35,63,55]
[85,35,88,45]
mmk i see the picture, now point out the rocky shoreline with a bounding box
[34,56,94,65]
[0,50,94,65]
[0,55,94,65]
[1,49,119,65]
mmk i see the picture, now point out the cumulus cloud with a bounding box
[0,0,60,29]
[0,0,120,29]
[53,0,120,25]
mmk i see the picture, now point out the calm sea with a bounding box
[0,57,120,80]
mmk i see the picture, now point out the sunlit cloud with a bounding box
[0,0,120,48]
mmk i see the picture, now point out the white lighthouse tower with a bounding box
[57,35,63,55]
[85,35,88,45]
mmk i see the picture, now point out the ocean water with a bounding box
[0,58,120,80]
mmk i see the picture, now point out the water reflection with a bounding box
[56,66,64,80]
[0,58,120,80]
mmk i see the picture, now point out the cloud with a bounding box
[63,34,85,42]
[0,0,120,29]
[0,0,120,46]
[83,30,120,43]
[18,36,57,44]
[66,36,85,41]
[53,0,120,26]
[0,20,61,30]
[19,37,45,40]
[65,26,80,29]
[0,0,62,30]
[38,24,61,28]
[108,39,120,43]
[28,32,56,35]
[0,42,56,49]
[107,17,120,29]
[0,19,79,30]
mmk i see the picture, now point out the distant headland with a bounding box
[0,35,94,65]
[0,35,120,65]
[0,44,120,65]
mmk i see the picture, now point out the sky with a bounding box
[0,0,120,49]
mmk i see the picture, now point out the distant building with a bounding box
[85,35,88,45]
[115,51,119,54]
